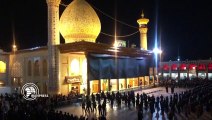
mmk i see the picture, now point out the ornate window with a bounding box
[28,60,32,76]
[34,60,40,76]
[11,62,22,77]
[0,61,6,73]
[43,59,47,76]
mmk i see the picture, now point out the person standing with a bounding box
[98,104,102,116]
[166,85,168,93]
[92,101,97,112]
[168,110,174,120]
[171,85,174,94]
[85,100,91,113]
[102,101,106,116]
[81,101,85,115]
[137,109,143,120]
[111,97,114,109]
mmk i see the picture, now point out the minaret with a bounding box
[46,0,60,45]
[137,11,149,50]
[46,0,61,94]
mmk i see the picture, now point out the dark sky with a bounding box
[0,0,212,61]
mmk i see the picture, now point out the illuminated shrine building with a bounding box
[159,60,212,80]
[0,0,153,95]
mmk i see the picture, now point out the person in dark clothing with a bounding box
[166,85,169,93]
[85,100,91,113]
[171,85,175,94]
[92,101,97,112]
[121,83,123,89]
[82,101,85,115]
[111,97,114,109]
[98,104,102,116]
[137,110,143,120]
[176,101,181,114]
[168,110,174,120]
[102,101,106,116]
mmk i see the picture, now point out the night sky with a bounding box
[0,0,212,61]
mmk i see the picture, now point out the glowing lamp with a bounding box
[113,41,118,48]
[153,48,162,54]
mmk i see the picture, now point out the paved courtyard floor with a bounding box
[57,87,212,120]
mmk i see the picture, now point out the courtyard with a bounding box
[57,87,212,120]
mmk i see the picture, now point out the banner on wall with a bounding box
[65,76,81,84]
[87,54,151,80]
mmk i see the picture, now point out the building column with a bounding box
[138,77,140,87]
[125,78,127,89]
[108,79,110,91]
[143,76,146,87]
[86,53,90,95]
[117,79,119,91]
[153,75,155,86]
[153,67,155,86]
[147,77,150,85]
[177,63,180,80]
[178,69,180,81]
[162,69,164,80]
[98,79,101,93]
[48,46,60,94]
[187,67,189,80]
[196,69,198,78]
[87,79,90,95]
[6,57,9,86]
[206,64,208,80]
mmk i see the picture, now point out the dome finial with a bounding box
[141,10,144,18]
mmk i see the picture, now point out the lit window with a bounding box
[0,61,6,73]
[71,59,79,75]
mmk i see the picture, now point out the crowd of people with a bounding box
[49,93,83,108]
[0,79,212,120]
[0,93,86,120]
[159,77,207,88]
[81,79,212,120]
[143,80,212,120]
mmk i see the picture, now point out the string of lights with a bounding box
[60,2,139,38]
[90,4,138,29]
[101,31,139,38]
[60,2,137,29]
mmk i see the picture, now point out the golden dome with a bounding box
[59,0,101,43]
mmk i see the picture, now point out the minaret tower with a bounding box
[46,0,60,45]
[137,11,149,50]
[46,0,61,94]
